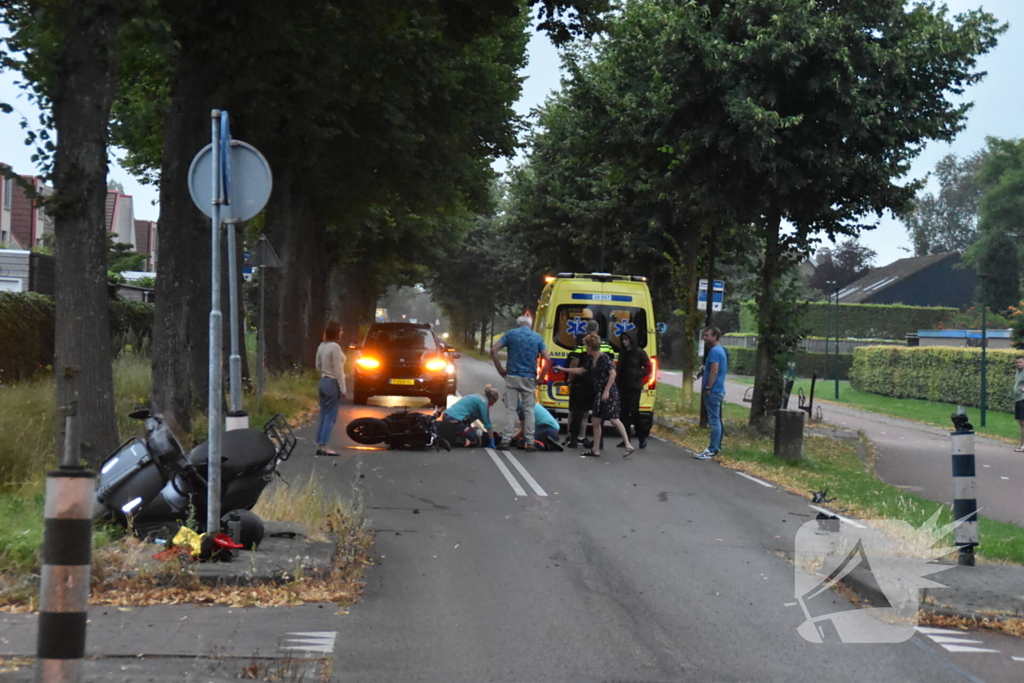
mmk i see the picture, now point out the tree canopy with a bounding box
[904,151,988,256]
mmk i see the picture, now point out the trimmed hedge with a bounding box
[0,293,154,384]
[739,300,955,339]
[726,346,853,380]
[109,300,155,345]
[0,292,55,384]
[850,346,1018,412]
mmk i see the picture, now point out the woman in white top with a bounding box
[315,320,347,455]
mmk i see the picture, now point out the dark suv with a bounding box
[350,323,459,406]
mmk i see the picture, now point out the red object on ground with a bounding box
[212,532,244,550]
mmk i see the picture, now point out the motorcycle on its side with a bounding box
[95,409,296,546]
[346,407,451,451]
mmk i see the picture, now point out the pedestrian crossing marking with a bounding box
[279,631,337,655]
[916,628,999,654]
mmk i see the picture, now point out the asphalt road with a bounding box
[268,356,1024,683]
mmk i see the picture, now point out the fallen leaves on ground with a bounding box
[0,517,374,613]
[920,610,1024,638]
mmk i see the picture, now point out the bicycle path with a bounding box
[657,370,1024,529]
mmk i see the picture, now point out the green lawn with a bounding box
[654,384,1024,565]
[729,375,1022,444]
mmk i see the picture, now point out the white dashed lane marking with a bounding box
[279,631,337,655]
[735,471,774,488]
[916,627,1000,654]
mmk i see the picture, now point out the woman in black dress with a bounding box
[554,333,634,457]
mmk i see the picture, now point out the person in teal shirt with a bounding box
[512,402,563,451]
[439,385,500,447]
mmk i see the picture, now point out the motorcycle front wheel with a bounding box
[346,417,390,445]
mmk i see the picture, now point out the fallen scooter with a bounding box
[95,409,296,547]
[346,407,451,451]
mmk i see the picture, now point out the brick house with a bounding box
[9,174,54,249]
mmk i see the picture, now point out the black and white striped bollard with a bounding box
[950,421,979,567]
[36,413,94,682]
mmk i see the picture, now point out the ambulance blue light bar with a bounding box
[550,272,648,282]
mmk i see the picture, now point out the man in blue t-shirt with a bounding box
[491,315,551,451]
[695,326,728,460]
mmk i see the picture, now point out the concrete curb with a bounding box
[187,521,336,586]
[842,564,1024,624]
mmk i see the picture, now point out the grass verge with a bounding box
[655,384,1024,565]
[730,375,1022,444]
[1,470,373,612]
[0,348,365,610]
[448,341,493,363]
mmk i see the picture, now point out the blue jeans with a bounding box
[317,377,341,445]
[705,391,725,453]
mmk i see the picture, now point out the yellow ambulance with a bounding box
[534,272,658,431]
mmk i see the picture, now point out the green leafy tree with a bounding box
[975,230,1020,313]
[974,137,1024,242]
[808,239,877,294]
[598,0,1004,432]
[108,233,147,272]
[127,1,609,426]
[1,0,136,466]
[904,151,988,256]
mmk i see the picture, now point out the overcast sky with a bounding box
[0,0,1020,266]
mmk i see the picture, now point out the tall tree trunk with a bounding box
[151,44,213,431]
[331,265,375,352]
[51,0,124,468]
[749,210,784,434]
[264,166,326,370]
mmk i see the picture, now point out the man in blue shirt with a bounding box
[491,315,551,451]
[695,326,728,460]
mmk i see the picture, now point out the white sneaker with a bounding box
[693,449,715,460]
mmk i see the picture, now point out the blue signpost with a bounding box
[188,110,272,535]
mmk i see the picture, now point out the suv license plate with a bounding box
[389,379,416,386]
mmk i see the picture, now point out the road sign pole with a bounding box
[226,216,244,418]
[258,267,266,402]
[207,109,223,535]
[189,116,273,511]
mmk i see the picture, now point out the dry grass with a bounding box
[0,351,371,611]
[252,470,363,543]
[0,349,154,491]
[1,497,373,613]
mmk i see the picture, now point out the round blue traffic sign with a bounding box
[188,140,272,222]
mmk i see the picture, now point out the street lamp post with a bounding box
[980,275,989,427]
[834,285,841,400]
[825,280,835,388]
